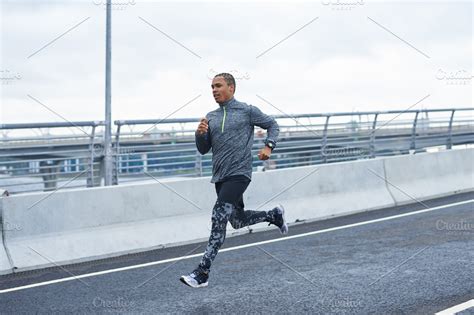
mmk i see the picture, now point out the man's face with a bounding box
[211,77,234,103]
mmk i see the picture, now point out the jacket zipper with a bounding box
[221,106,226,133]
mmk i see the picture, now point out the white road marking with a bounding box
[0,199,472,294]
[435,299,474,315]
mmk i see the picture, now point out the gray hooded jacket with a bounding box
[195,97,279,183]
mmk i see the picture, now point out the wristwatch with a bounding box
[264,139,276,151]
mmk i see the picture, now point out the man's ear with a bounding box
[230,84,235,94]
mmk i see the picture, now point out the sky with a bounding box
[0,0,472,126]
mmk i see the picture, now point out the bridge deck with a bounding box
[0,192,472,314]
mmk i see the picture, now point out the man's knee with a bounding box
[211,216,228,232]
[229,218,241,229]
[210,201,234,231]
[229,212,245,229]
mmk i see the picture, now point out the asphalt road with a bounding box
[0,192,473,314]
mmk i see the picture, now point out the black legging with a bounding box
[198,175,270,272]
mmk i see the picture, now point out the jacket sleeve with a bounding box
[249,105,279,145]
[195,121,212,155]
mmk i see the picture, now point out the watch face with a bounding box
[267,142,274,148]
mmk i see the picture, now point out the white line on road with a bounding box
[0,198,473,294]
[435,299,474,315]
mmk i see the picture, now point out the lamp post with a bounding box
[104,0,113,185]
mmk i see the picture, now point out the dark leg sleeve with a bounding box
[228,184,271,229]
[229,206,270,229]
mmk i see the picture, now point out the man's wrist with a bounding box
[264,139,276,151]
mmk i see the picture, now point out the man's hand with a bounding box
[258,146,272,160]
[196,118,208,135]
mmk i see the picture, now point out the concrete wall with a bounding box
[0,148,472,273]
[0,227,12,275]
[383,149,473,204]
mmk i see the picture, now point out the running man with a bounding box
[180,73,288,288]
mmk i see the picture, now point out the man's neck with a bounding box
[218,96,235,107]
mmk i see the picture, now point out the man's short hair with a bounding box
[214,73,236,92]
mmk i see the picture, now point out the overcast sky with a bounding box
[0,0,472,125]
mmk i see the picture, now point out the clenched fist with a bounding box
[257,146,272,160]
[196,118,209,135]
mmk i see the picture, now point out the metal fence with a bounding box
[1,108,473,194]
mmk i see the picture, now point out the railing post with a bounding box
[410,111,420,152]
[87,125,96,187]
[195,150,202,176]
[370,113,378,158]
[321,115,330,163]
[447,109,455,149]
[113,124,121,185]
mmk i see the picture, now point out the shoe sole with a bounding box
[180,276,208,288]
[276,204,288,235]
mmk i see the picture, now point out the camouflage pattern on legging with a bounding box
[229,206,269,229]
[198,200,271,272]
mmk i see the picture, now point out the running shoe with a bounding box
[268,204,289,235]
[180,268,209,288]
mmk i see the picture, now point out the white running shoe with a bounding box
[180,268,209,288]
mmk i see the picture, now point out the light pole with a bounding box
[104,0,113,185]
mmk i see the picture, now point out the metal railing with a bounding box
[1,108,473,194]
[0,121,105,193]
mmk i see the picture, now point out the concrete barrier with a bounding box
[383,149,474,205]
[0,225,13,275]
[0,149,472,273]
[247,158,395,224]
[0,177,217,272]
[0,195,13,275]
